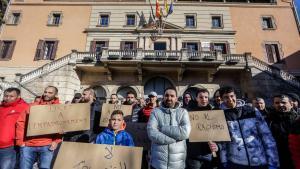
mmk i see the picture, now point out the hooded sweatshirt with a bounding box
[95,121,134,146]
[0,98,28,148]
[16,98,62,147]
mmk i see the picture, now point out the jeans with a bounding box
[0,146,16,169]
[20,145,54,169]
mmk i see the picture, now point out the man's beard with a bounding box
[79,98,89,103]
[165,101,175,108]
[42,95,54,101]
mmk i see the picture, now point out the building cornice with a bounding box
[10,1,292,8]
[84,28,236,35]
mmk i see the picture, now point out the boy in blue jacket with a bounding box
[95,110,134,146]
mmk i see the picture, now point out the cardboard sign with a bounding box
[53,142,143,169]
[189,110,231,142]
[100,104,132,127]
[126,122,151,150]
[27,103,90,136]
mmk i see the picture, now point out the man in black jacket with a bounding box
[186,88,218,169]
[269,94,299,169]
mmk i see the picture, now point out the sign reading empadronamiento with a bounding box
[53,142,143,169]
[100,103,132,127]
[27,103,90,136]
[189,110,231,142]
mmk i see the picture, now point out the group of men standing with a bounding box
[0,85,299,169]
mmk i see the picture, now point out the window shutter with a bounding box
[50,40,59,60]
[0,41,3,58]
[198,42,201,51]
[225,42,230,54]
[6,41,16,60]
[34,40,44,61]
[90,41,96,52]
[133,41,137,49]
[265,44,274,63]
[210,43,214,51]
[271,45,277,63]
[120,41,125,50]
[182,42,186,49]
[47,13,52,25]
[104,41,109,47]
[6,13,12,24]
[59,13,63,25]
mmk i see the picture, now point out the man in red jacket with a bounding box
[16,86,62,169]
[289,118,300,169]
[0,87,28,169]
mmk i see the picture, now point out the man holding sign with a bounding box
[16,86,62,169]
[218,86,279,169]
[147,87,191,169]
[186,88,218,169]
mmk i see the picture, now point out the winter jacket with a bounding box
[289,119,300,169]
[138,104,156,122]
[186,104,214,161]
[219,103,279,168]
[90,100,102,135]
[95,128,134,147]
[16,98,62,147]
[268,109,298,169]
[147,102,191,169]
[0,98,29,148]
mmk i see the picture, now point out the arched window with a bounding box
[93,86,107,104]
[144,77,173,97]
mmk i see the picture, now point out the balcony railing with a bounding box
[99,48,222,62]
[223,54,247,64]
[108,49,137,60]
[14,48,300,90]
[188,51,216,61]
[143,50,181,60]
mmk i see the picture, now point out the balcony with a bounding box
[92,48,222,62]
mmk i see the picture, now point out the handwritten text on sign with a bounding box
[100,104,132,127]
[27,103,90,136]
[189,110,231,142]
[53,142,143,169]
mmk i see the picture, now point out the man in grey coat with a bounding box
[147,87,191,169]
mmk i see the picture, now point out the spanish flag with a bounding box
[156,0,161,18]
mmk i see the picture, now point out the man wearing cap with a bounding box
[138,91,159,123]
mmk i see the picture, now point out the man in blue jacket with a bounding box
[218,86,279,169]
[95,110,134,146]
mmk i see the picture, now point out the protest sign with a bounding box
[100,104,132,127]
[53,142,143,169]
[27,103,90,136]
[189,110,231,142]
[126,122,151,150]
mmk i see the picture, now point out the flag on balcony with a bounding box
[164,0,169,14]
[148,11,155,26]
[168,0,174,15]
[156,0,161,18]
